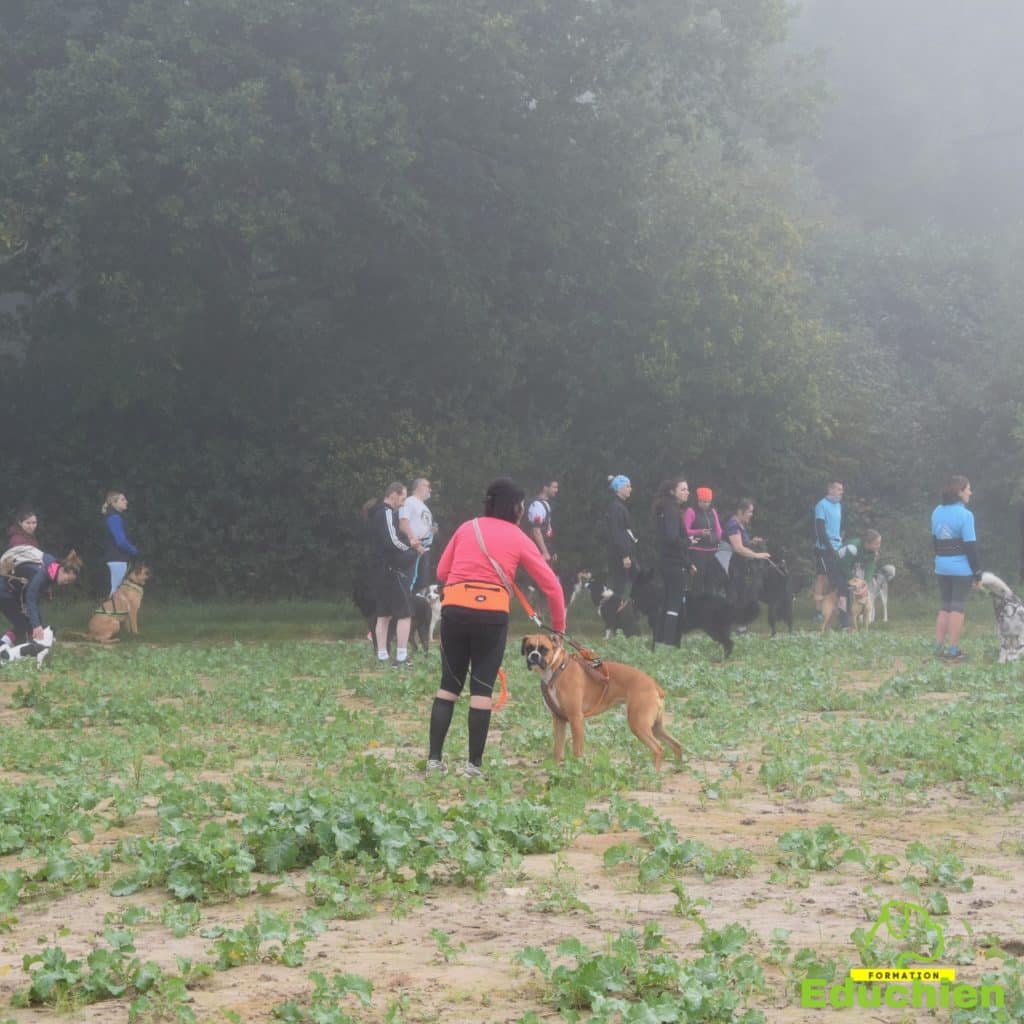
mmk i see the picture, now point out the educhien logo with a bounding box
[801,900,1004,1011]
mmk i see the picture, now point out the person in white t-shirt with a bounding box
[399,478,436,590]
[526,479,559,563]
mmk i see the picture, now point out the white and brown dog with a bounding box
[979,572,1024,663]
[521,634,683,770]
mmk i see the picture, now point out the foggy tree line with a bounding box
[2,0,1023,597]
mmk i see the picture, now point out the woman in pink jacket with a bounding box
[427,478,565,780]
[684,487,723,596]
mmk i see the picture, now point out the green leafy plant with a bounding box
[272,971,373,1023]
[515,922,765,1021]
[204,909,309,970]
[15,930,163,1009]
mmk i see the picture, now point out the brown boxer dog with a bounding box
[521,634,683,771]
[88,563,151,643]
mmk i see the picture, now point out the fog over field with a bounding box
[1,1,1022,594]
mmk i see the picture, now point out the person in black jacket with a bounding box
[0,550,82,651]
[653,478,693,646]
[604,475,638,637]
[368,482,423,666]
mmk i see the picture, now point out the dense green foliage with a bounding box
[2,0,1023,595]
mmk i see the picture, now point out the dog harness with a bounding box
[539,653,611,722]
[93,579,144,617]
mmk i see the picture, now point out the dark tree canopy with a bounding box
[1,0,1022,595]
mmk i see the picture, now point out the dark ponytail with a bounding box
[484,477,526,524]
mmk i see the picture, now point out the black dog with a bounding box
[352,571,431,653]
[760,558,794,637]
[592,569,758,656]
[633,570,759,657]
[757,557,809,637]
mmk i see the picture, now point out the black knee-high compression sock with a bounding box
[428,698,455,761]
[467,707,492,767]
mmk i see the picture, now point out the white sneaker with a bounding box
[425,759,448,776]
[460,762,485,780]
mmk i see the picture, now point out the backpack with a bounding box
[0,545,44,578]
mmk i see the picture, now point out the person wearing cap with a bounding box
[684,487,723,596]
[604,475,639,637]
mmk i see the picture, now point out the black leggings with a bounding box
[0,597,31,643]
[439,608,508,698]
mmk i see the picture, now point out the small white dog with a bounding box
[866,564,896,625]
[979,573,1024,663]
[0,627,55,669]
[419,584,443,643]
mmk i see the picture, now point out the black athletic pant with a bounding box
[657,562,688,646]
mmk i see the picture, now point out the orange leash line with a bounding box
[492,667,509,711]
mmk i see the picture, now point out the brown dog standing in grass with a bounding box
[521,634,683,770]
[820,576,870,632]
[88,563,151,643]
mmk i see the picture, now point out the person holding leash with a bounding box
[0,549,82,654]
[932,475,981,661]
[721,499,771,620]
[398,477,436,591]
[653,478,693,646]
[427,477,565,779]
[101,491,139,596]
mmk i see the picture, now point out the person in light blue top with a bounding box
[931,475,981,661]
[813,480,845,624]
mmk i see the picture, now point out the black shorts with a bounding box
[937,575,971,613]
[373,566,412,619]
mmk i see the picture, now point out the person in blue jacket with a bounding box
[932,475,981,661]
[101,491,139,596]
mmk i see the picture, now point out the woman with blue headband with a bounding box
[602,475,639,637]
